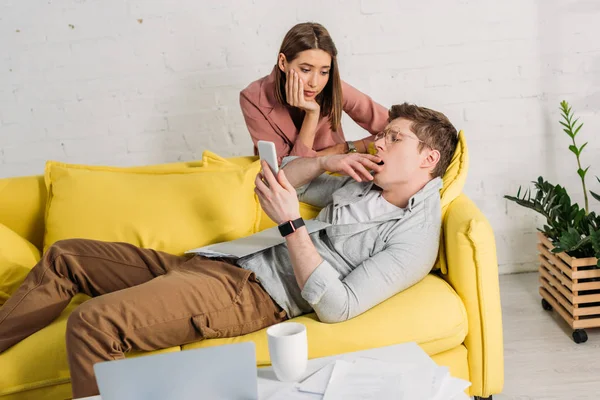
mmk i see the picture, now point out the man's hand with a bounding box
[320,153,383,183]
[255,161,301,225]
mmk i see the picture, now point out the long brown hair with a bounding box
[274,22,343,132]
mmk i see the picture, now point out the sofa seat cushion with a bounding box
[0,293,180,397]
[183,273,468,364]
[0,273,466,398]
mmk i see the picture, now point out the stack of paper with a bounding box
[267,357,471,400]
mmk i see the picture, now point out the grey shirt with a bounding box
[238,157,442,323]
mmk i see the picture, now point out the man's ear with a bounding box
[278,53,287,73]
[422,149,441,172]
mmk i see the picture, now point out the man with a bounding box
[0,103,458,398]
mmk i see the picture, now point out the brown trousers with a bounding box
[0,239,287,398]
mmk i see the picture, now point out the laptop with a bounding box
[93,342,258,400]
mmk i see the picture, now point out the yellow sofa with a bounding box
[0,137,504,399]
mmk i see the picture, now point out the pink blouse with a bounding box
[240,67,389,163]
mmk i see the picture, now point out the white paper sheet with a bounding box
[266,386,322,400]
[297,362,335,395]
[451,391,472,400]
[322,358,408,400]
[185,220,331,258]
[435,376,471,400]
[430,366,450,400]
[267,357,470,400]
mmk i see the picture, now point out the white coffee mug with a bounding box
[266,322,308,382]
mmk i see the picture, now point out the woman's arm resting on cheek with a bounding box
[286,70,321,157]
[240,91,318,162]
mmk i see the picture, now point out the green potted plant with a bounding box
[504,101,600,344]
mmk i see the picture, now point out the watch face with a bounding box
[278,222,293,237]
[346,141,357,153]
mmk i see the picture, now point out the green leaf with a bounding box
[591,190,600,202]
[563,128,574,137]
[559,121,570,129]
[557,227,587,253]
[591,230,600,254]
[574,122,584,136]
[578,167,590,179]
[579,142,588,154]
[569,145,579,155]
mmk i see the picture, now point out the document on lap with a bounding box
[185,220,332,259]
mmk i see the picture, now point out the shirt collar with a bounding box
[407,177,443,211]
[360,176,443,212]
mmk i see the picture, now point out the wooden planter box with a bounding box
[538,232,600,343]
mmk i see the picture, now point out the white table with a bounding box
[78,342,446,400]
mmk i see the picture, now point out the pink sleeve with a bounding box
[240,92,317,163]
[288,139,317,159]
[341,81,389,135]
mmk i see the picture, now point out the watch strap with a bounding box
[278,217,305,237]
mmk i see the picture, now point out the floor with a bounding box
[494,272,600,400]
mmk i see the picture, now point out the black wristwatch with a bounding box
[278,217,305,237]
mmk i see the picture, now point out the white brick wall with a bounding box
[1,0,600,274]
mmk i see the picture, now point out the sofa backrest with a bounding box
[0,130,468,256]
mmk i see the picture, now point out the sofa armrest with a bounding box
[443,194,504,397]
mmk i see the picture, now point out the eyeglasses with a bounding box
[374,129,426,146]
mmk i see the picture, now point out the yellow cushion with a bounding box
[201,151,324,230]
[201,133,468,233]
[0,175,47,251]
[0,159,206,253]
[43,160,262,255]
[183,274,467,363]
[202,151,258,168]
[0,224,41,305]
[0,294,181,398]
[434,130,468,273]
[440,130,469,213]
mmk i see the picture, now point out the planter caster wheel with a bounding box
[541,298,552,311]
[573,329,588,344]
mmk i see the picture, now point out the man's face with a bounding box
[372,118,436,187]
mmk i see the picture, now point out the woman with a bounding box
[240,22,389,163]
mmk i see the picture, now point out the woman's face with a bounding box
[279,49,332,100]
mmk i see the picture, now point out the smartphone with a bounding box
[257,140,279,175]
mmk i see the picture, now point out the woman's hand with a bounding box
[320,153,383,183]
[285,69,320,114]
